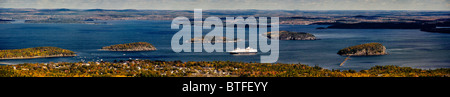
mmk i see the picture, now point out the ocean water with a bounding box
[1,20,449,70]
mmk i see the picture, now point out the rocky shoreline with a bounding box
[0,54,77,60]
[101,48,157,51]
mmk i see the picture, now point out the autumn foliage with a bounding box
[0,60,448,77]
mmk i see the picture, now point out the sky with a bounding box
[0,0,449,10]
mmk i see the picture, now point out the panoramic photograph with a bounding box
[1,0,448,96]
[1,0,449,77]
[1,0,449,78]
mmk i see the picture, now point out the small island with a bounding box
[101,42,157,51]
[265,31,317,40]
[0,47,76,59]
[190,36,239,43]
[337,43,387,56]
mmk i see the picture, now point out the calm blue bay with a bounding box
[1,20,449,70]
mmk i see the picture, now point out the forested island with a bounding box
[0,47,76,59]
[190,36,239,43]
[265,31,317,40]
[101,42,157,51]
[0,60,448,77]
[337,43,387,56]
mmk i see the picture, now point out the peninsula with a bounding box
[0,47,76,59]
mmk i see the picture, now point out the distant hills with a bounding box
[327,22,423,29]
[1,8,449,32]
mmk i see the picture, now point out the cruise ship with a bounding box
[228,47,257,55]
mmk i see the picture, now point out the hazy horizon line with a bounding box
[2,7,450,11]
